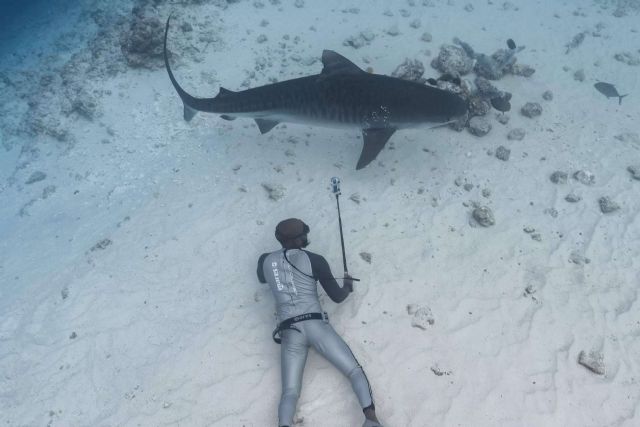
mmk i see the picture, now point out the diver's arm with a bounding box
[256,253,268,283]
[306,251,351,303]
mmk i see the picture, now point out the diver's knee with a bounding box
[347,365,364,379]
[281,387,300,401]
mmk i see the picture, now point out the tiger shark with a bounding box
[164,16,468,169]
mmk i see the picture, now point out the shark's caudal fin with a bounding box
[184,105,197,121]
[164,15,197,121]
[164,15,223,122]
[357,128,396,170]
[619,94,628,105]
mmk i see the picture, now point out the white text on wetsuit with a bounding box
[272,262,284,291]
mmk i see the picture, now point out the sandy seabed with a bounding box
[0,0,639,426]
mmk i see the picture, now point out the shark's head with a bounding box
[398,86,469,129]
[429,92,469,123]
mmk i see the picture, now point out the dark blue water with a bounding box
[0,0,87,68]
[0,0,53,33]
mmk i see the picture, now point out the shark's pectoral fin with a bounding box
[184,104,197,122]
[221,115,237,121]
[357,128,396,170]
[255,119,280,134]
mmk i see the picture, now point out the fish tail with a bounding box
[619,94,628,105]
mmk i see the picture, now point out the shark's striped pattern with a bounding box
[164,17,468,169]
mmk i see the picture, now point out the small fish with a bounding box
[594,82,628,105]
[507,38,516,50]
[426,78,438,85]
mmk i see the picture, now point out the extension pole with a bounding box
[330,177,358,281]
[335,192,348,273]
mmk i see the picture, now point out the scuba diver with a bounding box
[257,218,384,427]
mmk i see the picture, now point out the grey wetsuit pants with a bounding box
[278,319,373,426]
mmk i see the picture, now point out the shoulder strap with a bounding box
[283,249,317,280]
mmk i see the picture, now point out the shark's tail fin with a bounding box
[184,105,197,121]
[619,94,628,105]
[165,14,205,122]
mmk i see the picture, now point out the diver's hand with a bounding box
[343,272,354,293]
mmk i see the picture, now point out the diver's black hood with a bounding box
[275,218,310,248]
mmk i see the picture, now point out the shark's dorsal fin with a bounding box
[255,119,280,134]
[218,87,235,97]
[321,50,364,75]
[357,128,396,169]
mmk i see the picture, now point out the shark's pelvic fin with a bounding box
[321,50,365,76]
[255,119,280,134]
[357,128,396,170]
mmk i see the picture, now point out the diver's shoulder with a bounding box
[302,250,327,262]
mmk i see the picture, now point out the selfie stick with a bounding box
[330,177,359,281]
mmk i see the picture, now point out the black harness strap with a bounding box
[272,312,327,344]
[283,249,318,280]
[283,249,358,282]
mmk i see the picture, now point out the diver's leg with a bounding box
[306,321,377,421]
[278,329,309,427]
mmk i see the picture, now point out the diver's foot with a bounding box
[362,419,384,427]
